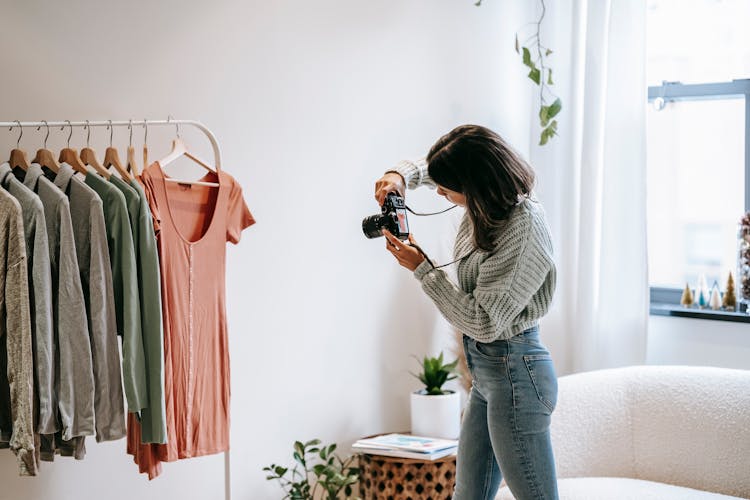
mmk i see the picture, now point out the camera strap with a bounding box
[405,204,457,216]
[404,204,466,269]
[409,242,475,270]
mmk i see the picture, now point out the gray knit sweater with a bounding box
[392,158,556,342]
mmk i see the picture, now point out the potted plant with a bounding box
[263,439,360,499]
[410,352,462,439]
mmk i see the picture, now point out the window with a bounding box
[646,0,750,317]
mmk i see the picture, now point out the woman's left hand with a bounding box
[384,230,425,271]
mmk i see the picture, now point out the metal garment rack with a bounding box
[0,119,231,500]
[0,119,223,170]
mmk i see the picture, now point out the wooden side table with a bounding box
[358,452,456,499]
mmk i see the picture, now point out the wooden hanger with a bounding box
[8,121,29,170]
[141,119,148,174]
[58,121,88,175]
[79,121,110,179]
[127,146,140,177]
[103,121,132,182]
[126,120,140,177]
[32,121,60,173]
[158,118,219,187]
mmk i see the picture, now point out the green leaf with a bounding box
[539,120,559,146]
[522,47,532,67]
[546,48,553,56]
[294,441,304,456]
[539,105,550,127]
[548,98,562,119]
[547,68,554,85]
[514,34,519,54]
[305,438,321,447]
[293,452,304,466]
[528,68,541,84]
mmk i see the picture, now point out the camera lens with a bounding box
[362,214,386,239]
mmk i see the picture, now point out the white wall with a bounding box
[0,1,533,498]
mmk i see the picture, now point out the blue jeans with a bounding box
[454,327,559,500]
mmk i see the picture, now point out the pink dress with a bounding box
[128,162,254,479]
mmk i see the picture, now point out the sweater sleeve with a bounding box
[413,215,553,342]
[386,157,437,190]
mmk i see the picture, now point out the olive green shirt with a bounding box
[112,177,166,444]
[84,173,147,418]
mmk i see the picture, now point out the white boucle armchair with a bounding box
[498,365,750,500]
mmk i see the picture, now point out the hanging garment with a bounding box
[111,176,166,445]
[19,164,94,458]
[0,164,56,441]
[0,188,36,475]
[131,162,254,479]
[48,163,123,454]
[85,173,146,418]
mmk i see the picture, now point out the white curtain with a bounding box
[532,0,649,373]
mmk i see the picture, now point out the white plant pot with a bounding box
[410,390,461,440]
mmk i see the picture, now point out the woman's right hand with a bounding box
[374,172,406,206]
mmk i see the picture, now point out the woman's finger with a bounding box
[383,230,403,246]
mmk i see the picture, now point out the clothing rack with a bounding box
[0,118,231,500]
[1,119,222,170]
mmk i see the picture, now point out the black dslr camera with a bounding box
[362,193,409,240]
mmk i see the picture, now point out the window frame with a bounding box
[646,79,750,321]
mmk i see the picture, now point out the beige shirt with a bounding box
[0,188,36,475]
[0,163,56,437]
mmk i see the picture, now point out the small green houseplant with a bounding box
[263,439,360,500]
[411,352,459,395]
[410,352,462,439]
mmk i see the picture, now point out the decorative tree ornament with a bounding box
[696,274,709,308]
[723,272,737,311]
[709,282,722,310]
[680,283,694,307]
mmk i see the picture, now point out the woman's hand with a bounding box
[384,230,425,271]
[375,172,406,205]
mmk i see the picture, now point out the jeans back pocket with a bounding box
[523,354,558,413]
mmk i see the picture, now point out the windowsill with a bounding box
[650,303,750,323]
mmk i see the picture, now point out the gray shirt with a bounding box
[52,164,125,442]
[0,163,56,437]
[0,188,36,475]
[22,164,95,443]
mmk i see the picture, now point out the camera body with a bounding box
[362,193,409,240]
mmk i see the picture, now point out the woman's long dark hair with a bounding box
[427,125,535,252]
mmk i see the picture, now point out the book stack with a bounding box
[352,433,458,461]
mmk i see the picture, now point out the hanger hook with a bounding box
[108,119,114,147]
[85,120,91,148]
[143,119,148,146]
[37,120,50,149]
[167,115,180,139]
[128,119,133,147]
[10,120,23,148]
[61,120,73,148]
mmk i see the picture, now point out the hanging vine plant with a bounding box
[476,0,562,145]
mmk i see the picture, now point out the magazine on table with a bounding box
[352,433,458,459]
[351,444,457,461]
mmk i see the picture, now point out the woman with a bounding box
[375,125,559,500]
